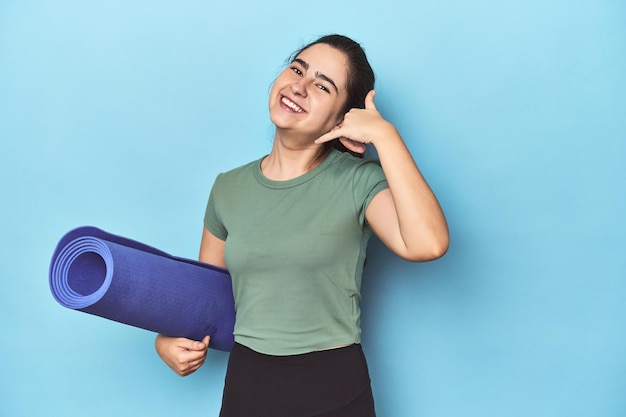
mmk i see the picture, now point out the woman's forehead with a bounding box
[295,44,349,84]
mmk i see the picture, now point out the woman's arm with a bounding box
[316,90,449,262]
[155,227,227,376]
[198,226,227,268]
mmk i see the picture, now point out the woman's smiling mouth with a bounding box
[281,96,305,113]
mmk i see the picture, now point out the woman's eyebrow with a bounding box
[292,58,339,93]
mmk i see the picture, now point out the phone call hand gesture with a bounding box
[315,90,395,154]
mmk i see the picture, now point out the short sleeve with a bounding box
[352,159,389,225]
[204,173,228,240]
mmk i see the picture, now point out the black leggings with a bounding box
[219,343,377,417]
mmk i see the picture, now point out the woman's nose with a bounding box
[290,78,308,97]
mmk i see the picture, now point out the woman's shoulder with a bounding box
[215,157,264,182]
[326,149,383,174]
[208,158,264,197]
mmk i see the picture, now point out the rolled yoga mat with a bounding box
[49,226,235,352]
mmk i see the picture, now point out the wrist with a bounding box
[370,121,401,148]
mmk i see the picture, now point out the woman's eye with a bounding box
[316,84,329,93]
[290,66,302,76]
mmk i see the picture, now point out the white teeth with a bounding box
[281,97,304,113]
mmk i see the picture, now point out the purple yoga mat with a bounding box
[49,226,235,351]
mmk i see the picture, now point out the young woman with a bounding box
[155,34,449,416]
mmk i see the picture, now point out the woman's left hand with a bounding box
[315,90,394,154]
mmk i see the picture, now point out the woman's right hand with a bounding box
[155,334,210,376]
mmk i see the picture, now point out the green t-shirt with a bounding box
[204,149,388,355]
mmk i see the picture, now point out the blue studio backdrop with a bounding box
[1,1,625,416]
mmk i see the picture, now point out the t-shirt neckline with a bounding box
[254,150,341,189]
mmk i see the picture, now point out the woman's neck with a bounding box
[260,130,325,181]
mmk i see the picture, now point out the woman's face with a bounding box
[269,43,349,139]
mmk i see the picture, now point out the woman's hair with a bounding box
[288,34,375,158]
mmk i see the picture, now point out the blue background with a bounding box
[1,1,625,416]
